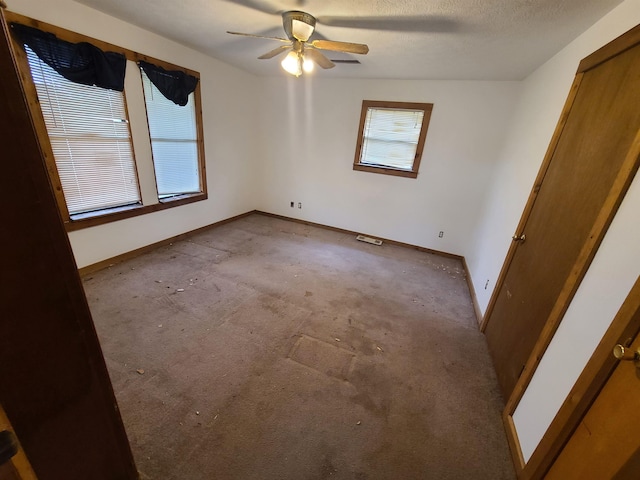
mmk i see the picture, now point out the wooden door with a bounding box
[0,7,137,480]
[545,328,640,479]
[483,29,640,399]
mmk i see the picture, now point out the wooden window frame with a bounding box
[6,11,207,232]
[352,100,433,179]
[139,68,203,202]
[24,45,144,216]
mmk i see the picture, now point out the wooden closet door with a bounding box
[0,8,137,480]
[483,30,640,399]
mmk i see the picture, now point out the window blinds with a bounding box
[141,69,200,198]
[26,46,140,215]
[360,108,425,170]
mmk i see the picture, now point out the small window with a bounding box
[26,46,141,215]
[141,69,201,200]
[353,100,433,179]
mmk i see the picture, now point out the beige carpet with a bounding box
[83,213,515,480]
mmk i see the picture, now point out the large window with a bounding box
[9,13,207,231]
[353,100,433,179]
[141,69,200,199]
[26,46,141,215]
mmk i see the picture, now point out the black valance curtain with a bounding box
[11,23,126,91]
[139,60,198,106]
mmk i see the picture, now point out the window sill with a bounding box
[65,192,207,232]
[353,163,418,179]
[158,192,203,204]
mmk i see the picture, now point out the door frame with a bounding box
[479,23,640,476]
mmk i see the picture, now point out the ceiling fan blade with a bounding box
[310,39,369,55]
[226,31,291,43]
[304,48,335,69]
[258,45,291,59]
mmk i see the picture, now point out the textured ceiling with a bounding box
[74,0,624,80]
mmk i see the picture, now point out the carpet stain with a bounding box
[289,335,355,380]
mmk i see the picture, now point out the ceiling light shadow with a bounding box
[220,0,280,16]
[316,15,461,33]
[221,26,285,53]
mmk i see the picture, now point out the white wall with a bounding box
[465,0,640,463]
[255,76,520,257]
[10,0,261,268]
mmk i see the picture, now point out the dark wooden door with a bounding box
[0,7,137,480]
[484,32,640,399]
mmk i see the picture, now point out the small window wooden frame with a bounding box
[6,11,207,231]
[353,100,433,179]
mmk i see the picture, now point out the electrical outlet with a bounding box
[438,231,444,238]
[298,202,302,209]
[290,201,294,208]
[484,279,490,290]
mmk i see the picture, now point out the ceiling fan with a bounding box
[227,10,369,76]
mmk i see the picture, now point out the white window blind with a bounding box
[141,70,200,199]
[359,107,425,170]
[26,46,140,215]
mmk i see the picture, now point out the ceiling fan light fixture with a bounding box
[303,55,314,73]
[228,10,368,75]
[281,51,302,77]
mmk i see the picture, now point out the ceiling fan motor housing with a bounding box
[282,11,316,41]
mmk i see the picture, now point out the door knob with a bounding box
[0,430,18,466]
[512,233,526,242]
[613,344,640,367]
